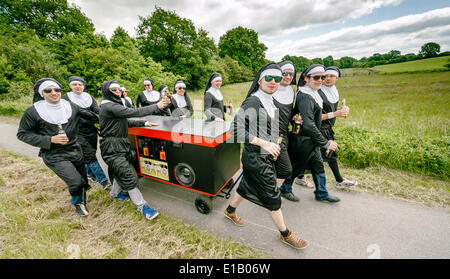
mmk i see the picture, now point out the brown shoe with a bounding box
[224,209,244,226]
[280,232,308,249]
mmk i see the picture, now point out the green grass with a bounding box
[0,148,267,259]
[372,56,450,74]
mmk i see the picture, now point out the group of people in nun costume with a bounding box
[17,78,93,216]
[62,76,111,190]
[16,58,356,249]
[225,62,309,250]
[203,73,233,122]
[99,80,170,220]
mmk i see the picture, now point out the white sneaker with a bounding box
[294,176,314,188]
[336,179,358,189]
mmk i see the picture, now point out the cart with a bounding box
[128,115,242,214]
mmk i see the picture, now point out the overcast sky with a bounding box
[68,0,450,61]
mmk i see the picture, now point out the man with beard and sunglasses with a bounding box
[99,80,169,220]
[17,78,95,217]
[282,64,341,203]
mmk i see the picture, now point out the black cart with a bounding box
[128,116,241,214]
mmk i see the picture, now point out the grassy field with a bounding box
[372,56,450,74]
[0,148,267,259]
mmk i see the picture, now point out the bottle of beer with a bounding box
[271,134,284,161]
[340,98,347,119]
[57,123,68,145]
[292,119,301,134]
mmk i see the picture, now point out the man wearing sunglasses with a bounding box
[283,64,340,203]
[225,63,309,250]
[99,80,169,221]
[18,78,95,217]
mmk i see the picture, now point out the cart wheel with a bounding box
[195,196,213,214]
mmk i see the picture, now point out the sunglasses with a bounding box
[177,87,186,91]
[264,75,282,83]
[43,88,61,94]
[144,84,151,87]
[309,75,326,81]
[282,72,294,77]
[109,87,121,92]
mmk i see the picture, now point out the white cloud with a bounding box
[68,1,450,60]
[266,7,450,60]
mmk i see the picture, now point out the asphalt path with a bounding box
[1,122,449,259]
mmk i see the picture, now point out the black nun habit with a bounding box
[99,80,159,193]
[17,78,90,209]
[288,64,331,200]
[203,72,226,121]
[136,77,160,108]
[230,63,282,211]
[62,76,100,164]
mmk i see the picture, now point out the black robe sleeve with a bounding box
[17,107,52,150]
[204,93,215,120]
[297,95,329,148]
[230,97,259,143]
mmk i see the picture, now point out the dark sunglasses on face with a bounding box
[264,75,282,83]
[177,87,186,91]
[144,84,151,87]
[43,88,61,93]
[282,72,294,77]
[309,75,326,81]
[110,87,121,92]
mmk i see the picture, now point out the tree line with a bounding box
[0,0,447,101]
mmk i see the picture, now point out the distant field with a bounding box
[372,56,450,74]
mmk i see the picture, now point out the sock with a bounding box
[280,228,290,237]
[226,205,236,214]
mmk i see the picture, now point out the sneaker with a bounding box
[100,180,112,190]
[74,203,89,216]
[281,192,300,202]
[336,179,358,189]
[87,175,97,184]
[280,232,308,249]
[316,195,341,203]
[294,176,314,188]
[224,209,244,226]
[142,204,159,220]
[113,192,130,201]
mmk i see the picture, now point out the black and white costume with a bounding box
[230,63,282,211]
[17,78,90,212]
[272,61,297,179]
[204,73,226,121]
[99,80,159,211]
[169,79,193,118]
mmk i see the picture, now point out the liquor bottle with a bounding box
[226,101,233,115]
[57,123,68,145]
[325,149,333,158]
[159,146,166,161]
[143,140,149,157]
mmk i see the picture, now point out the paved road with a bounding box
[1,122,449,258]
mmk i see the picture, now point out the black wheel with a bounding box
[195,196,213,214]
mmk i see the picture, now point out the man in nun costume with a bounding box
[169,79,194,119]
[120,86,135,108]
[317,66,357,188]
[283,64,340,203]
[62,76,111,190]
[224,63,309,250]
[17,78,92,217]
[99,80,169,220]
[203,72,232,122]
[272,61,300,202]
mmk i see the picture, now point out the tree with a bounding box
[111,27,134,48]
[280,55,311,71]
[419,42,440,58]
[136,7,217,89]
[338,56,357,68]
[0,0,94,39]
[218,26,267,72]
[323,56,335,67]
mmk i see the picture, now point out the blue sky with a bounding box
[69,0,450,61]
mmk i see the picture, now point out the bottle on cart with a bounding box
[159,146,166,161]
[143,140,149,157]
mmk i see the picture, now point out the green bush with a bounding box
[336,126,449,180]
